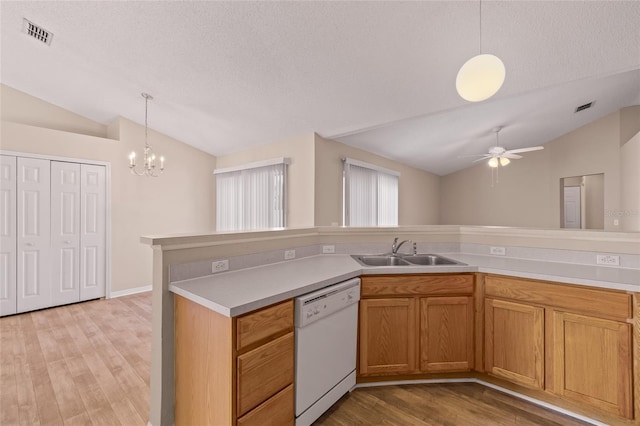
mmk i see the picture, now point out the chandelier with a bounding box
[128,93,165,177]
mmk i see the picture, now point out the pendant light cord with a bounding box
[144,95,149,149]
[479,0,483,54]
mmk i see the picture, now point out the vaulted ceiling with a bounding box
[2,1,639,176]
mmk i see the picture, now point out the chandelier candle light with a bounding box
[129,92,165,177]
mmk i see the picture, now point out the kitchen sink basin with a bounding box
[400,254,464,265]
[351,254,466,267]
[352,255,410,266]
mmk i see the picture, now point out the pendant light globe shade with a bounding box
[456,54,506,102]
[488,157,499,168]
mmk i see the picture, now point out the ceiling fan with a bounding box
[472,127,544,168]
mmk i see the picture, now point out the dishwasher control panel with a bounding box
[295,278,360,327]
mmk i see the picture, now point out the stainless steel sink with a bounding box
[351,253,466,267]
[352,255,410,266]
[400,254,464,266]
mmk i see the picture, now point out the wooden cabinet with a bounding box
[359,298,416,375]
[552,311,632,418]
[484,275,634,420]
[358,274,474,378]
[175,296,294,426]
[484,298,544,389]
[420,296,474,372]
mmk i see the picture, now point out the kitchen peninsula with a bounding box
[143,226,640,426]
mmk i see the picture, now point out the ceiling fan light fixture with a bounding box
[488,157,499,168]
[456,54,506,102]
[499,157,510,166]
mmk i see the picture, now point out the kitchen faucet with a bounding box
[391,237,412,255]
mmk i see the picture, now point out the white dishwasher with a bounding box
[295,277,360,426]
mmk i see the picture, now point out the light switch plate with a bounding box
[284,249,296,260]
[322,245,336,254]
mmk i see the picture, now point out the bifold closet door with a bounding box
[80,164,106,301]
[17,157,51,313]
[0,155,17,316]
[51,161,81,306]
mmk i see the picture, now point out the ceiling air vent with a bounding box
[575,101,594,113]
[23,18,53,45]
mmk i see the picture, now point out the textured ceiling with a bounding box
[1,1,639,176]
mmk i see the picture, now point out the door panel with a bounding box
[17,158,50,313]
[51,161,81,306]
[553,311,632,418]
[485,298,544,389]
[80,164,106,300]
[359,298,416,375]
[420,296,473,372]
[0,155,17,316]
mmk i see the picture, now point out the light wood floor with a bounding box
[0,292,151,426]
[314,383,590,426]
[2,293,591,426]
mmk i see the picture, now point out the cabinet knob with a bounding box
[25,242,34,246]
[64,240,71,244]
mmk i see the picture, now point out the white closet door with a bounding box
[17,157,51,313]
[0,155,17,316]
[51,161,81,306]
[80,164,106,301]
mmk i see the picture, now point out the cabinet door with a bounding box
[359,298,416,376]
[51,161,81,306]
[553,311,632,418]
[0,155,17,316]
[80,164,106,301]
[420,296,473,372]
[17,158,51,313]
[485,298,544,389]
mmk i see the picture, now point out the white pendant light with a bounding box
[499,157,510,166]
[488,157,499,168]
[456,1,505,102]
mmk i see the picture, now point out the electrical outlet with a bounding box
[211,259,229,273]
[490,246,506,256]
[596,254,620,266]
[284,249,296,260]
[322,245,335,254]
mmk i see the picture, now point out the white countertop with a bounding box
[169,254,640,317]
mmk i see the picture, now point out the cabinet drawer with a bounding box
[236,300,293,351]
[485,275,631,321]
[237,384,294,426]
[362,274,473,297]
[237,332,294,417]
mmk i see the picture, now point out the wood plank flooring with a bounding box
[0,293,151,426]
[2,292,592,426]
[314,383,590,426]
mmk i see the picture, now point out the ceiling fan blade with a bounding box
[502,153,523,159]
[459,153,489,158]
[507,146,544,154]
[472,156,491,163]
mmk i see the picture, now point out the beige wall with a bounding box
[1,86,217,293]
[584,174,604,229]
[314,134,440,226]
[1,84,108,138]
[440,110,626,230]
[620,105,640,146]
[214,133,316,228]
[621,131,640,231]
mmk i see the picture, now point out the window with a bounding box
[343,158,399,226]
[214,158,288,231]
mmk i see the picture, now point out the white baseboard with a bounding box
[109,285,152,299]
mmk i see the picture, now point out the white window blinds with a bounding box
[343,158,399,226]
[214,158,288,232]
